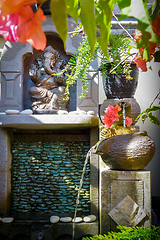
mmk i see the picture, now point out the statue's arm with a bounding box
[29,64,38,83]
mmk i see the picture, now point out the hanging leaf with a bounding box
[66,0,80,23]
[50,0,68,50]
[95,0,115,58]
[148,113,160,125]
[79,0,96,56]
[136,105,160,121]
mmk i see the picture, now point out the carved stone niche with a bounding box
[24,36,72,114]
[0,17,80,113]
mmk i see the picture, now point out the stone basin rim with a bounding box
[0,114,99,129]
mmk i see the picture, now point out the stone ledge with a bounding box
[0,115,99,129]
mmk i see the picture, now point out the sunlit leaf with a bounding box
[50,0,68,50]
[79,0,96,56]
[150,0,160,22]
[66,0,79,23]
[149,105,160,111]
[95,0,115,57]
[148,113,160,125]
[148,65,153,71]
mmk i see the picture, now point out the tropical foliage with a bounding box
[82,225,160,240]
[0,0,160,69]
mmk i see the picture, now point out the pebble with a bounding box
[20,109,33,115]
[68,111,79,115]
[58,110,68,115]
[60,217,72,222]
[78,110,87,115]
[50,215,60,223]
[72,217,83,223]
[5,109,20,115]
[2,217,14,223]
[83,215,96,222]
[87,111,95,116]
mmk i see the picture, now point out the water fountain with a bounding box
[0,16,99,240]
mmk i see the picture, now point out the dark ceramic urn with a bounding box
[93,131,155,170]
[103,64,139,99]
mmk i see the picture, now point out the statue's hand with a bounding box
[29,64,37,77]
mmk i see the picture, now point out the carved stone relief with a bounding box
[29,46,69,113]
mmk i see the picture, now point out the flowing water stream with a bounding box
[121,101,126,129]
[72,101,126,239]
[72,146,94,240]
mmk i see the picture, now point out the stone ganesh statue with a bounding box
[29,46,68,112]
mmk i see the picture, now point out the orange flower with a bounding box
[0,0,37,16]
[134,48,147,72]
[113,104,122,115]
[152,14,160,36]
[17,6,46,50]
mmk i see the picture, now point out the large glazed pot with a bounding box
[103,64,139,99]
[93,131,155,170]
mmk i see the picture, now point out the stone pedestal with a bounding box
[100,169,151,234]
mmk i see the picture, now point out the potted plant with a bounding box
[62,31,138,100]
[96,33,139,99]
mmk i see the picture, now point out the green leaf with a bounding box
[148,113,160,125]
[95,0,115,58]
[142,46,150,61]
[136,105,160,121]
[50,0,68,50]
[149,105,160,111]
[141,114,147,123]
[66,0,79,23]
[148,65,153,71]
[150,0,160,22]
[79,0,96,56]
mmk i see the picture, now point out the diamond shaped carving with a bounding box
[108,195,147,227]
